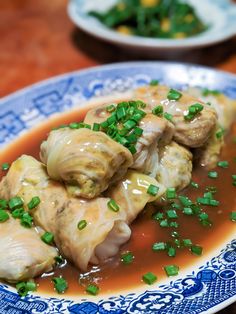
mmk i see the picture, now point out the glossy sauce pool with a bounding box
[0,107,236,296]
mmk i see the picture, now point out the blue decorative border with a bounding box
[0,62,236,313]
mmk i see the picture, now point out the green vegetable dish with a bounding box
[89,0,208,39]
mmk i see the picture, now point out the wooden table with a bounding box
[0,1,235,313]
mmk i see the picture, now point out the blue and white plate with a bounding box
[0,62,236,313]
[67,0,236,51]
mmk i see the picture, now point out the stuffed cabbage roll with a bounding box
[55,197,131,271]
[40,128,133,199]
[186,87,236,168]
[156,141,193,191]
[106,170,166,223]
[0,155,67,235]
[133,85,218,148]
[0,216,57,283]
[84,104,174,177]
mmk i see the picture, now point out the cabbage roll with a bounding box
[157,141,193,191]
[40,128,133,199]
[0,216,57,283]
[133,85,218,148]
[106,170,166,223]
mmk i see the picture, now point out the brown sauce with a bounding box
[0,108,236,297]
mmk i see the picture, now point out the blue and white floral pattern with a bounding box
[0,62,235,313]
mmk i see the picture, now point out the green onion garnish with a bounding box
[202,88,220,96]
[169,221,179,228]
[152,212,164,221]
[152,105,163,116]
[0,209,9,222]
[54,255,64,265]
[20,212,33,228]
[149,79,159,86]
[164,265,179,277]
[184,103,204,121]
[52,277,68,294]
[183,239,192,247]
[217,160,229,168]
[121,251,134,264]
[178,195,192,206]
[166,209,178,219]
[11,208,24,219]
[230,212,236,222]
[0,199,8,210]
[16,280,37,297]
[86,284,99,295]
[8,196,24,210]
[77,219,87,230]
[152,242,166,251]
[208,171,218,179]
[92,123,100,131]
[166,188,176,199]
[159,219,169,228]
[147,184,159,196]
[215,127,224,139]
[191,181,199,188]
[41,232,54,244]
[171,231,179,238]
[142,272,157,285]
[191,245,203,256]
[69,122,80,129]
[27,196,40,210]
[183,207,193,215]
[1,162,9,171]
[168,247,176,257]
[107,199,120,212]
[167,89,182,101]
[163,112,173,122]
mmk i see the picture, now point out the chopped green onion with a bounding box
[123,119,137,130]
[168,247,176,257]
[0,199,8,210]
[208,171,218,179]
[205,186,217,193]
[183,239,192,247]
[166,209,178,219]
[86,284,99,295]
[20,212,33,228]
[121,251,134,264]
[52,277,68,294]
[54,255,64,265]
[171,202,181,209]
[171,231,179,238]
[152,212,164,221]
[1,162,9,171]
[77,219,87,230]
[174,239,181,248]
[149,79,159,86]
[164,265,179,277]
[201,219,212,227]
[8,196,24,210]
[106,104,116,112]
[107,199,120,212]
[69,122,80,129]
[27,196,40,210]
[128,145,137,155]
[167,89,182,101]
[0,209,9,222]
[191,181,199,189]
[11,207,24,219]
[152,242,166,251]
[16,280,37,297]
[152,105,163,116]
[230,212,236,222]
[169,221,179,228]
[142,272,157,285]
[184,103,204,121]
[159,219,169,227]
[217,160,229,168]
[215,127,224,139]
[92,123,100,131]
[147,184,159,196]
[178,195,192,206]
[163,112,173,122]
[166,188,176,199]
[191,245,203,256]
[133,127,143,136]
[198,212,209,221]
[202,88,221,96]
[183,207,193,215]
[41,232,54,244]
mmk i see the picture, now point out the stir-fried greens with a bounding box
[89,0,208,39]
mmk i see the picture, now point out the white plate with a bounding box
[67,0,236,51]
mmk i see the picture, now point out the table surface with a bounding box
[0,0,235,313]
